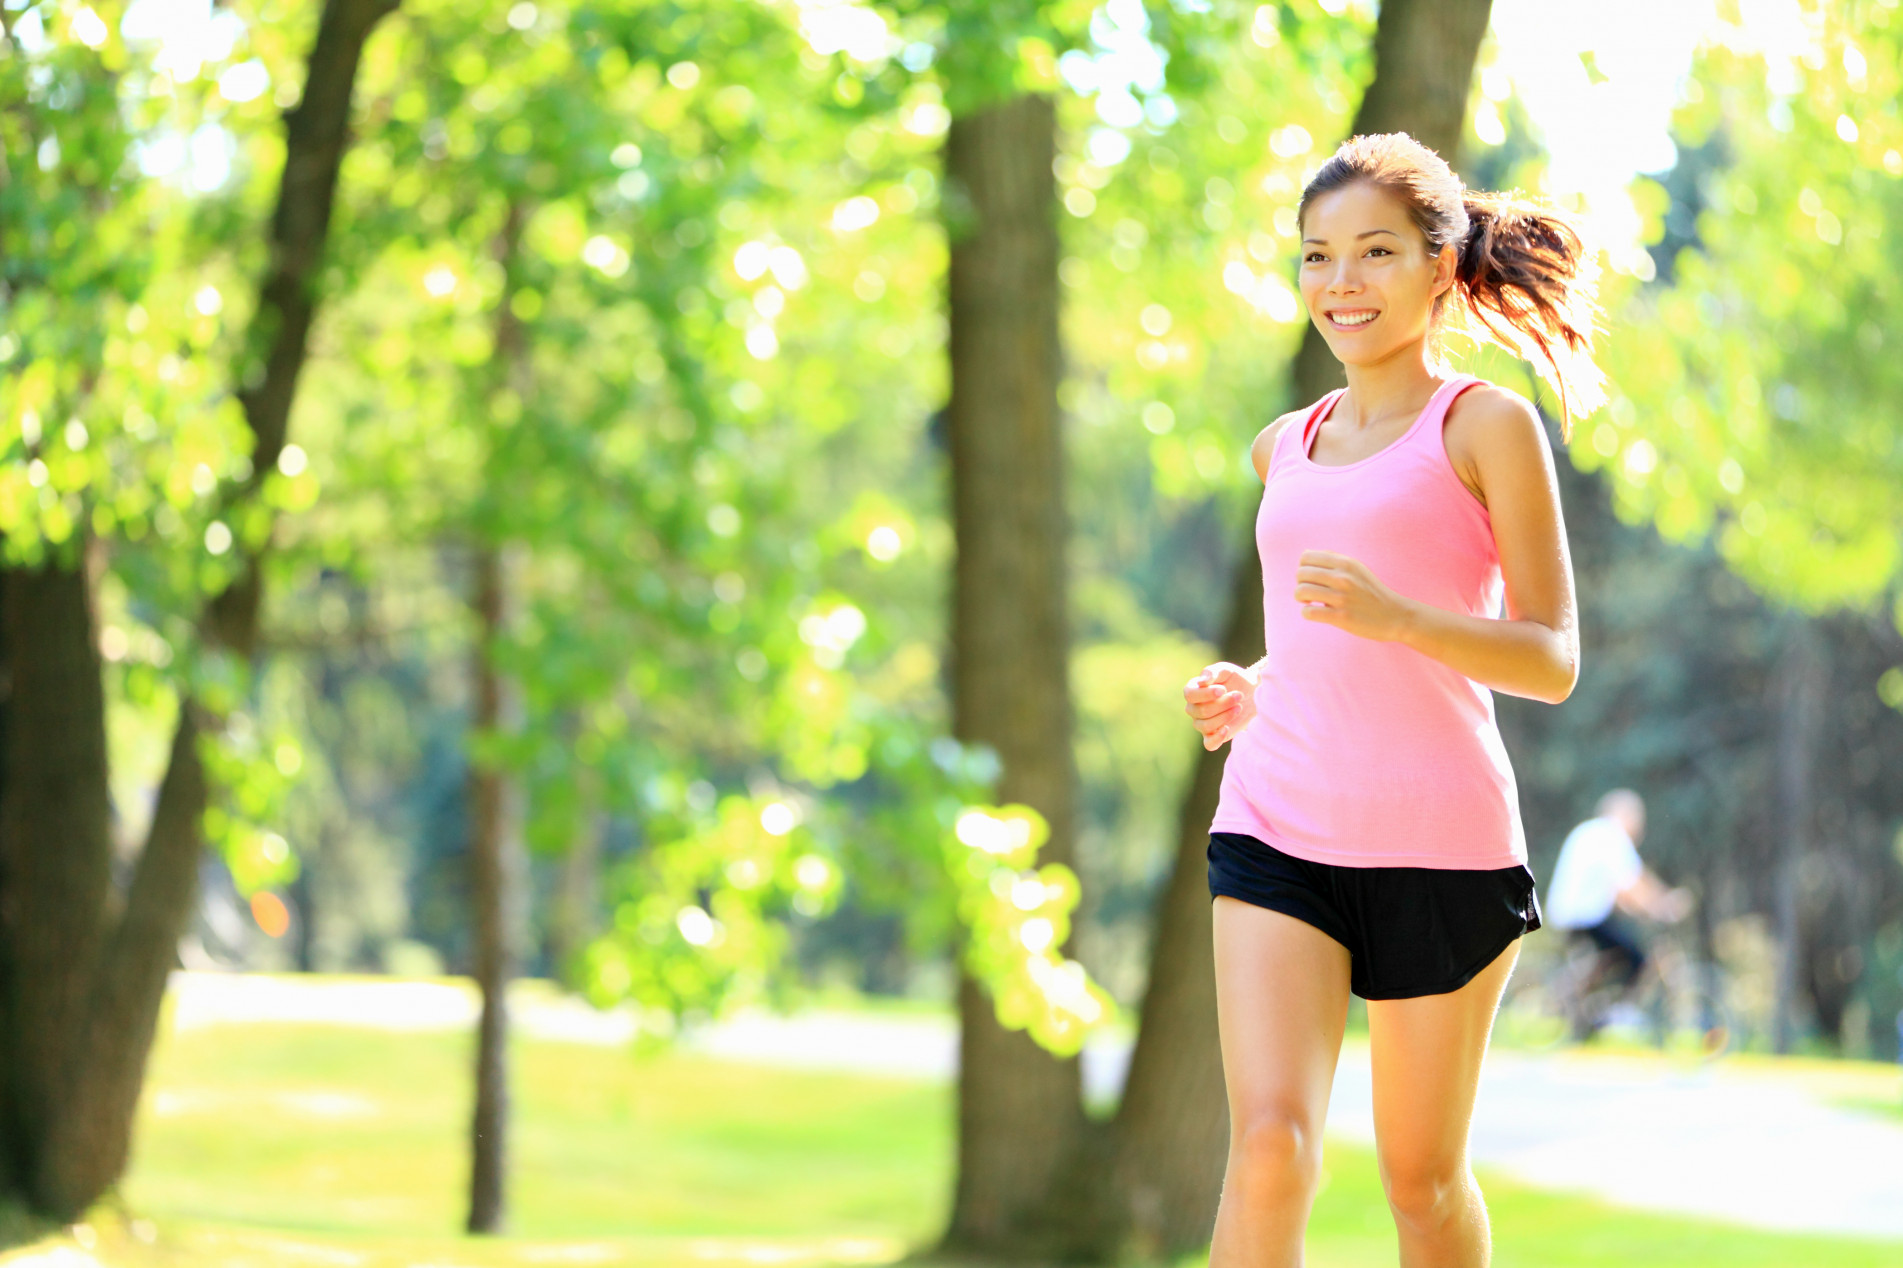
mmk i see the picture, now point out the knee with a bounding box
[1380,1154,1472,1233]
[1226,1109,1324,1203]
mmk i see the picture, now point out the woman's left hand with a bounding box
[1293,549,1418,643]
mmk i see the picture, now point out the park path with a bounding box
[166,972,1903,1241]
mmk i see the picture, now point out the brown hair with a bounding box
[1297,132,1607,435]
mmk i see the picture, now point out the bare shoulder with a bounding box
[1443,383,1556,505]
[1249,407,1310,483]
[1445,382,1549,446]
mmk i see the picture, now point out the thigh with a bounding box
[1366,937,1520,1172]
[1212,896,1354,1132]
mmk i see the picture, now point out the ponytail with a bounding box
[1452,192,1606,433]
[1298,133,1608,438]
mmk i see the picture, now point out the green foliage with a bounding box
[0,1,257,588]
[1602,1,1903,618]
[288,0,1087,1031]
[876,0,1088,118]
[571,726,985,1027]
[0,0,349,910]
[199,712,303,896]
[579,792,836,1020]
[945,803,1116,1054]
[1054,0,1367,508]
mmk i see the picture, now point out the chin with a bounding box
[1317,330,1404,368]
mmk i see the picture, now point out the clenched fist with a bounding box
[1184,661,1261,751]
[1293,549,1417,643]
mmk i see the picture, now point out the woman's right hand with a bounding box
[1183,661,1260,751]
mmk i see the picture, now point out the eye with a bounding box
[1303,251,1327,263]
[1365,246,1392,257]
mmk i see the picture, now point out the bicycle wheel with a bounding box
[1496,942,1601,1050]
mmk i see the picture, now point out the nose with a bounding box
[1325,256,1363,295]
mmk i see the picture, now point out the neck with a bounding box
[1338,335,1445,424]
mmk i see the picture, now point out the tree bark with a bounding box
[466,197,530,1235]
[1353,0,1497,156]
[42,707,205,1213]
[0,558,114,1201]
[1772,619,1824,1053]
[206,0,403,657]
[1053,1,1496,1257]
[939,91,1087,1255]
[0,0,397,1219]
[465,544,518,1234]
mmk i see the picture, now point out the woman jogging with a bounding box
[1181,131,1606,1266]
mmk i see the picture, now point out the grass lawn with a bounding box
[1,995,1898,1267]
[1712,1049,1903,1126]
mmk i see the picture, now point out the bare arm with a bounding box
[1616,869,1694,922]
[1401,386,1578,703]
[1292,386,1579,704]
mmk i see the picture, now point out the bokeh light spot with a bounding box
[250,892,290,939]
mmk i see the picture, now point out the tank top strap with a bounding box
[1403,374,1485,457]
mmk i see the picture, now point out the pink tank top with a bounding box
[1209,375,1527,870]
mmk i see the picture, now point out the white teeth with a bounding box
[1331,311,1376,326]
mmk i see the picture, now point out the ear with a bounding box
[1429,242,1458,299]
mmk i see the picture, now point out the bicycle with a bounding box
[1496,918,1734,1058]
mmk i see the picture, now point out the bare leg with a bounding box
[1367,938,1521,1268]
[1208,896,1354,1268]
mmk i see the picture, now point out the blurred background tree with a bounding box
[0,0,396,1218]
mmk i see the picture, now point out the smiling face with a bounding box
[1297,180,1457,368]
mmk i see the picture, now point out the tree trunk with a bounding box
[1052,1,1496,1257]
[205,0,404,657]
[1772,619,1824,1053]
[0,556,115,1205]
[465,543,518,1234]
[939,91,1086,1255]
[466,196,532,1234]
[1354,0,1497,155]
[47,707,205,1213]
[0,0,396,1219]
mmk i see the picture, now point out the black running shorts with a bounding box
[1207,830,1543,1000]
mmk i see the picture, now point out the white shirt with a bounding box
[1542,816,1644,930]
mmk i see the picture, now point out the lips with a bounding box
[1325,308,1378,329]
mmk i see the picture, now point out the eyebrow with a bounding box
[1300,228,1403,245]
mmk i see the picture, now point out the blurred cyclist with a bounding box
[1543,789,1693,1022]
